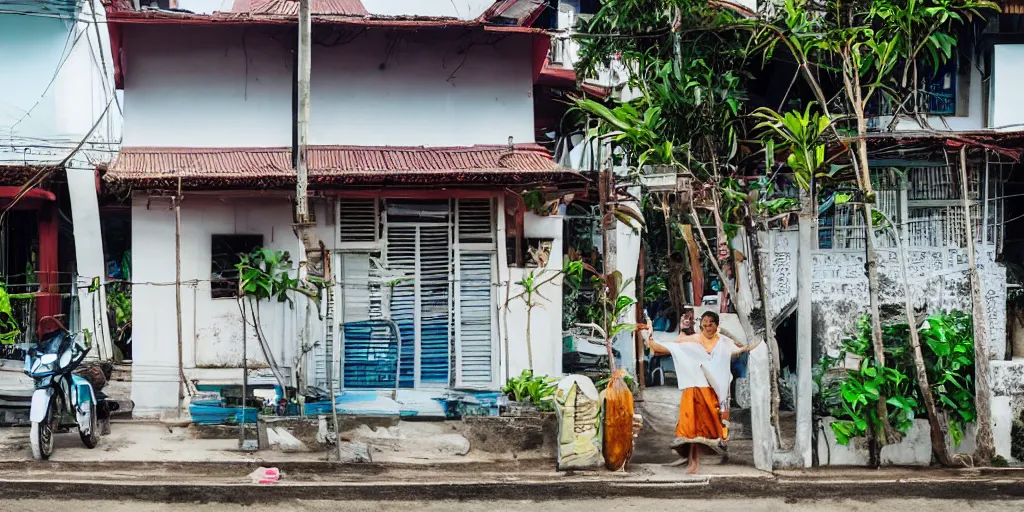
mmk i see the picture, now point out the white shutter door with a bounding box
[455,199,497,388]
[457,252,494,385]
[385,225,418,388]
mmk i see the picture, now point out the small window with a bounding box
[211,234,264,298]
[506,238,553,268]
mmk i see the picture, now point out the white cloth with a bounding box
[662,336,742,411]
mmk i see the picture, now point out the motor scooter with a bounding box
[22,316,99,460]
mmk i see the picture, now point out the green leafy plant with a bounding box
[823,312,976,447]
[0,284,21,346]
[919,311,977,447]
[643,274,668,306]
[502,369,557,412]
[236,248,320,307]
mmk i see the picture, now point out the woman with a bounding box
[645,311,759,474]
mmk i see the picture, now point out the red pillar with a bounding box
[36,200,60,333]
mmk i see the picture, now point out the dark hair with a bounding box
[700,311,720,326]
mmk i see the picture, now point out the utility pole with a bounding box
[295,0,311,229]
[291,0,315,411]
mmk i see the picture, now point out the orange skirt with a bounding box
[673,387,727,454]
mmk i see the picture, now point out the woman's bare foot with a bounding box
[686,444,701,474]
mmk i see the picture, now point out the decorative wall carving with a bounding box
[803,243,1005,358]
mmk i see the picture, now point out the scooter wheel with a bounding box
[80,404,99,449]
[30,397,57,460]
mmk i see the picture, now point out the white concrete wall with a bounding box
[122,25,535,148]
[176,0,493,19]
[361,0,495,19]
[131,193,329,417]
[0,0,121,165]
[990,44,1024,130]
[810,244,1005,359]
[500,212,565,381]
[612,200,642,376]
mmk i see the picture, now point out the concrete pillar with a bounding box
[66,165,114,361]
[748,343,775,471]
[794,207,813,467]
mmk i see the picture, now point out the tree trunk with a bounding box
[746,217,783,447]
[959,146,995,464]
[854,101,898,449]
[894,225,954,466]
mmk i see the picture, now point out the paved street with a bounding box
[0,498,1021,512]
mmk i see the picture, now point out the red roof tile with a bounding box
[479,0,547,26]
[537,64,610,98]
[231,0,368,16]
[104,145,584,189]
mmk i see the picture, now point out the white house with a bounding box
[100,0,583,418]
[0,0,118,368]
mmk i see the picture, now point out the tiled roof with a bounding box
[231,0,368,16]
[479,0,547,26]
[0,165,61,187]
[537,64,610,98]
[104,145,584,190]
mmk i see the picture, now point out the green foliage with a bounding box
[643,274,668,305]
[919,311,977,446]
[107,284,131,328]
[0,284,21,346]
[235,248,320,308]
[574,99,676,171]
[820,311,977,446]
[595,371,640,396]
[575,0,755,180]
[502,369,557,411]
[767,0,998,119]
[752,102,833,191]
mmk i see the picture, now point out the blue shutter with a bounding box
[386,226,418,389]
[418,224,452,386]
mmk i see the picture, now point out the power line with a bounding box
[6,20,89,134]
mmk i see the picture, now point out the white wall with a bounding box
[990,44,1024,130]
[122,25,535,148]
[0,0,121,165]
[361,0,496,19]
[176,0,495,18]
[131,193,329,417]
[500,212,565,380]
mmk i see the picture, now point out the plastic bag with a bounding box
[554,375,603,470]
[602,369,635,471]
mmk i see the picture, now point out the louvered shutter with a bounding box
[418,224,453,386]
[339,253,397,389]
[455,199,497,388]
[338,199,379,245]
[384,200,453,388]
[385,225,418,388]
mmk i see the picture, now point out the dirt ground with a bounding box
[0,498,1018,512]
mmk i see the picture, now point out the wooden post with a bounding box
[240,297,247,448]
[960,146,995,463]
[175,177,185,417]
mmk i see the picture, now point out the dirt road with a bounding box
[0,498,1020,512]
